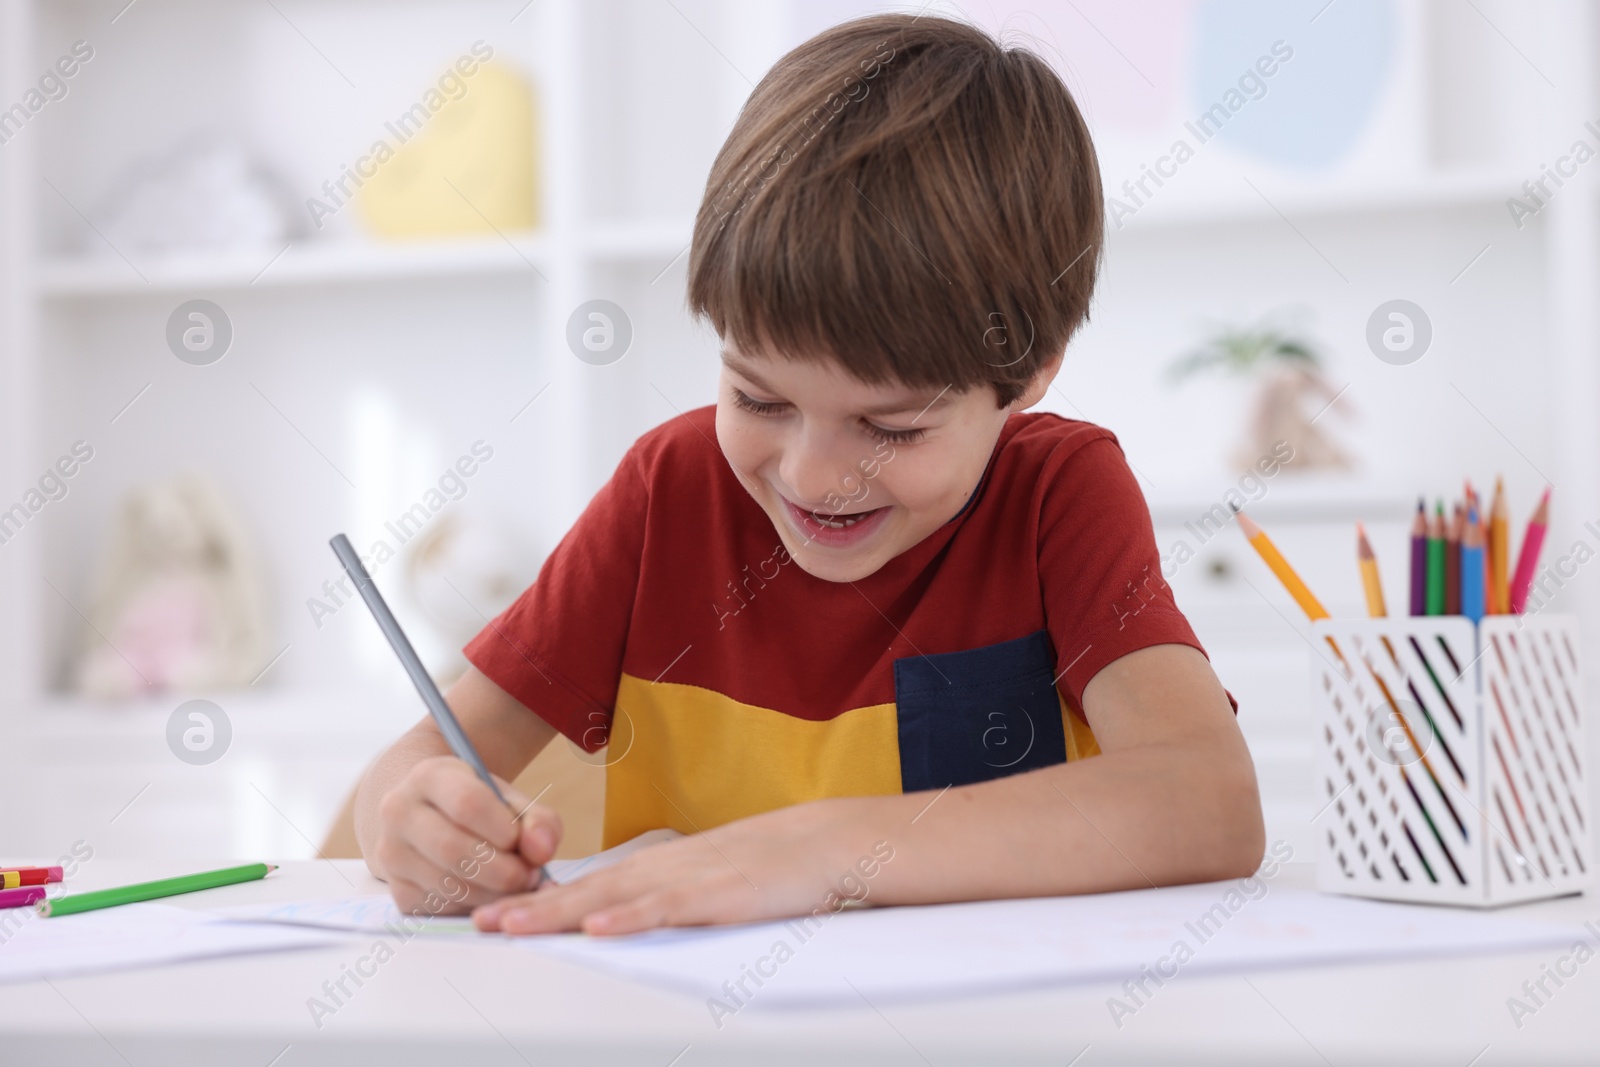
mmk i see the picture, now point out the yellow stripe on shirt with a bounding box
[600,673,1101,848]
[603,674,902,848]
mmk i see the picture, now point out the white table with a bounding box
[1,860,1596,1066]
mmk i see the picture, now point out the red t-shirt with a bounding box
[466,406,1223,847]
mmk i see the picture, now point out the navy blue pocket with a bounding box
[894,630,1068,792]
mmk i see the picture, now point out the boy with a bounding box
[355,13,1264,936]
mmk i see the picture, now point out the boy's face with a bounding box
[715,344,1054,583]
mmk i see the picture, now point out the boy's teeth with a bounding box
[810,508,868,529]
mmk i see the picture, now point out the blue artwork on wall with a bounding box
[1191,0,1396,169]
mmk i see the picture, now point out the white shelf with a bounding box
[37,170,1525,299]
[583,219,692,261]
[38,235,547,296]
[36,220,693,297]
[6,686,414,739]
[1108,166,1527,233]
[34,163,1524,295]
[1147,484,1417,526]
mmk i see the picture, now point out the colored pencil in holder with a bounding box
[1238,510,1468,871]
[1356,522,1387,618]
[1409,498,1427,615]
[1425,500,1446,616]
[1444,503,1462,617]
[1509,487,1551,614]
[1461,502,1487,624]
[1489,476,1510,614]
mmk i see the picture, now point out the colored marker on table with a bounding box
[38,863,275,917]
[1461,501,1487,623]
[0,865,63,889]
[0,885,46,910]
[1509,487,1551,614]
[1409,498,1427,616]
[1425,500,1446,615]
[1489,476,1510,614]
[1356,522,1387,617]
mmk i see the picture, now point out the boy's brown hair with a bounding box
[687,14,1103,407]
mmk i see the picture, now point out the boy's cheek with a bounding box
[713,413,768,481]
[869,466,950,525]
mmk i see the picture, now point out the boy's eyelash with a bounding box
[862,422,925,445]
[731,389,786,416]
[731,387,926,444]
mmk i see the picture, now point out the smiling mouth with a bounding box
[781,497,892,547]
[805,507,883,529]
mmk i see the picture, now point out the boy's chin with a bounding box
[777,534,894,584]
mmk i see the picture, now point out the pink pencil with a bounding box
[1510,487,1552,613]
[0,885,46,909]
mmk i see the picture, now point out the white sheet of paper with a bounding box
[520,882,1586,1008]
[221,828,685,935]
[0,902,344,986]
[218,895,481,936]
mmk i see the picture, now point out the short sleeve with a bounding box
[1038,434,1236,714]
[463,450,648,751]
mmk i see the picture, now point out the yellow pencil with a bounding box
[1355,521,1387,617]
[1234,506,1329,620]
[1489,475,1509,614]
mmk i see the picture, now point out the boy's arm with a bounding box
[868,641,1264,901]
[355,666,564,907]
[472,642,1265,935]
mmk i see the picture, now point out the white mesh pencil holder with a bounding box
[1311,614,1589,907]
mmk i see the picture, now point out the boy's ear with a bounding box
[1007,351,1066,412]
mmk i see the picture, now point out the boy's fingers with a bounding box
[416,760,520,852]
[475,886,582,933]
[492,774,536,818]
[487,776,563,872]
[583,889,692,936]
[386,873,432,913]
[517,806,564,868]
[378,841,470,909]
[388,870,474,917]
[480,869,635,934]
[404,803,533,896]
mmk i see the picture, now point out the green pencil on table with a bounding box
[38,863,275,917]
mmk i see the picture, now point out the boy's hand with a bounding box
[371,755,562,916]
[471,800,878,936]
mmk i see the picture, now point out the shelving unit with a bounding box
[0,0,760,858]
[0,0,1596,863]
[34,222,692,296]
[37,236,560,295]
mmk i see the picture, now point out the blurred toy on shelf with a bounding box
[357,61,539,239]
[94,135,305,256]
[73,473,273,699]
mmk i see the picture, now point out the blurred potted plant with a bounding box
[1166,309,1353,473]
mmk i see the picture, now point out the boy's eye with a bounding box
[861,421,926,445]
[731,386,926,445]
[731,388,787,416]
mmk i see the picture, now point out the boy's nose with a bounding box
[777,430,852,508]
